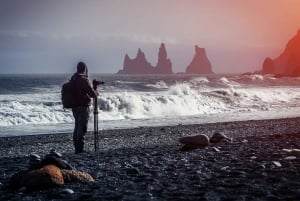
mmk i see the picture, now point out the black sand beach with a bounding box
[0,118,299,200]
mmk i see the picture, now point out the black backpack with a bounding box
[61,79,77,109]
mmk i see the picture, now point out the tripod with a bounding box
[93,96,99,152]
[92,79,104,152]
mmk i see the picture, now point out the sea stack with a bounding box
[118,49,153,74]
[154,43,173,74]
[117,43,173,74]
[186,45,213,74]
[262,30,300,76]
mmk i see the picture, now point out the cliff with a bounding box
[262,30,300,76]
[186,46,213,74]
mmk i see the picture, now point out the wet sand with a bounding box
[0,118,300,200]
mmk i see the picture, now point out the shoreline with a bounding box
[0,117,299,200]
[1,117,300,158]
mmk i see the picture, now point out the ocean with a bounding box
[1,73,300,137]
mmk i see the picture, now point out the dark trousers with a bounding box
[72,106,90,153]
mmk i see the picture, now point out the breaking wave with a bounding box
[1,74,300,128]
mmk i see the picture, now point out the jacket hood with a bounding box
[77,62,88,76]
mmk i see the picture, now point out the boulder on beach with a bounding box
[61,169,95,183]
[40,156,73,170]
[10,165,64,191]
[209,132,231,143]
[10,150,95,191]
[179,134,210,151]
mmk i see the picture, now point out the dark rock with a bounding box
[40,156,73,170]
[49,149,62,158]
[61,169,95,183]
[10,165,64,191]
[179,144,200,151]
[126,167,140,175]
[186,45,213,74]
[209,132,231,143]
[28,154,42,169]
[179,134,209,146]
[179,134,210,151]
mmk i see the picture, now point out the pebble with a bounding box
[282,149,300,156]
[282,148,292,152]
[284,156,297,160]
[221,166,230,171]
[29,154,41,160]
[29,154,41,169]
[272,161,282,167]
[18,186,27,192]
[209,132,231,143]
[242,139,248,143]
[60,188,74,195]
[291,149,300,157]
[126,168,140,175]
[212,147,220,152]
[49,149,62,158]
[250,156,257,160]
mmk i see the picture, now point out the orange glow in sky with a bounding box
[1,0,300,73]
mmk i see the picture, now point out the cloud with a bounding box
[0,30,179,45]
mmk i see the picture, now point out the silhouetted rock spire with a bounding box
[186,46,213,74]
[155,43,173,74]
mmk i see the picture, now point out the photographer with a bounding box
[70,62,98,154]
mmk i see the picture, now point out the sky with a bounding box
[0,0,300,74]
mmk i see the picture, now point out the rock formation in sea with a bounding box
[186,45,213,74]
[154,43,173,74]
[117,43,173,74]
[262,30,300,76]
[118,49,154,74]
[262,57,274,74]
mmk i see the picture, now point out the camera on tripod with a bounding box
[92,79,105,90]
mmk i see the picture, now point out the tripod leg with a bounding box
[93,97,99,152]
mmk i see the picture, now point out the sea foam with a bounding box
[1,75,300,130]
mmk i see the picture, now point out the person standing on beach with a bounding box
[70,62,98,154]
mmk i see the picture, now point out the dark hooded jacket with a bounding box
[70,63,97,107]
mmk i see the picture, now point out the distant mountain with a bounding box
[117,43,173,74]
[186,46,213,74]
[262,30,300,76]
